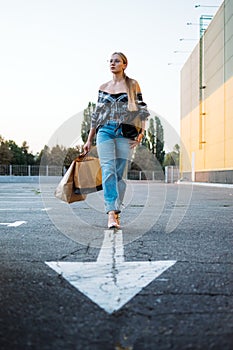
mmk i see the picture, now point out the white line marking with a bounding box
[178,181,233,188]
[0,221,27,227]
[0,208,49,211]
[46,230,176,314]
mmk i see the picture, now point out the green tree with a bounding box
[49,145,67,166]
[141,130,150,149]
[147,118,156,154]
[131,146,162,171]
[81,102,96,144]
[5,140,35,165]
[164,144,180,167]
[8,140,27,165]
[64,146,81,168]
[21,141,35,165]
[36,145,50,165]
[141,116,165,169]
[0,136,12,164]
[36,144,84,167]
[155,116,165,168]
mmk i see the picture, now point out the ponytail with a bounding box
[112,52,138,112]
[124,74,138,112]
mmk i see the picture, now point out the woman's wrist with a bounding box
[137,132,144,142]
[138,130,145,138]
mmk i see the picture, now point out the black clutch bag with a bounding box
[121,123,142,140]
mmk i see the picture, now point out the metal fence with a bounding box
[127,170,164,181]
[0,165,66,177]
[164,166,180,183]
[0,164,168,181]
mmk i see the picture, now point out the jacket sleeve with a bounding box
[136,93,150,120]
[91,91,103,129]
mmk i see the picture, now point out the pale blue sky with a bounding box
[0,0,223,153]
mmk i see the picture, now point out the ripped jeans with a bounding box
[96,121,131,213]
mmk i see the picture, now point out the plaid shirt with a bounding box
[91,90,150,129]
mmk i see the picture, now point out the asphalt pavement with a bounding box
[0,178,233,350]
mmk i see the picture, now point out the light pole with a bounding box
[174,50,191,53]
[195,4,219,8]
[167,62,183,66]
[179,38,197,41]
[187,22,199,26]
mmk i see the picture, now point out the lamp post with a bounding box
[167,62,183,66]
[187,22,199,26]
[179,38,197,41]
[195,4,219,8]
[174,50,191,53]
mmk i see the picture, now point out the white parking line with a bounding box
[0,208,52,211]
[0,221,27,227]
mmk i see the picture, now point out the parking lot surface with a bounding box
[0,179,233,349]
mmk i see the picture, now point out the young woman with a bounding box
[83,52,149,229]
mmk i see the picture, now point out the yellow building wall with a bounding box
[181,76,233,174]
[180,0,233,180]
[225,77,233,167]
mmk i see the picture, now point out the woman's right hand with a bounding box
[83,128,96,155]
[83,140,91,155]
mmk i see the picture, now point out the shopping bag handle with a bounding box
[74,152,88,162]
[79,152,87,158]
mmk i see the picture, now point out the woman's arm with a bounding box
[83,87,104,154]
[83,127,96,154]
[130,81,148,147]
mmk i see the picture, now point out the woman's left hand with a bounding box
[130,133,144,148]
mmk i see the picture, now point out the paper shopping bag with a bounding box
[73,155,102,195]
[54,160,86,203]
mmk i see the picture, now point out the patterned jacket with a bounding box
[91,90,150,130]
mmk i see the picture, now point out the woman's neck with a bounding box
[112,72,125,84]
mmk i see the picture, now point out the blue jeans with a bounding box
[96,121,131,213]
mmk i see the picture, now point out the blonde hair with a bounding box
[112,52,138,112]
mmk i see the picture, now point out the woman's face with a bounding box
[109,54,127,74]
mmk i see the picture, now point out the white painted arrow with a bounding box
[0,221,27,227]
[46,230,176,314]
